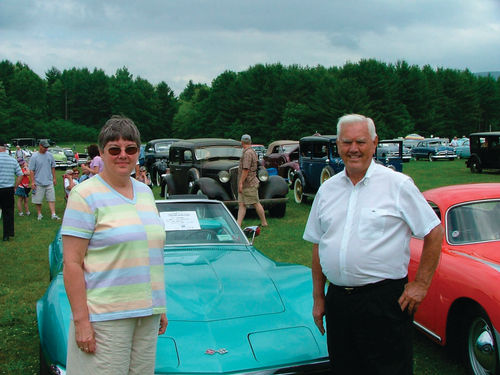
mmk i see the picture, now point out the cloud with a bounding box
[0,0,499,94]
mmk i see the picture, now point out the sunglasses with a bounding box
[106,146,139,156]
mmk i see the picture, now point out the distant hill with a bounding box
[474,71,500,79]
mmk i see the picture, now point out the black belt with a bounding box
[329,277,407,295]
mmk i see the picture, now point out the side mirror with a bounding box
[243,225,261,244]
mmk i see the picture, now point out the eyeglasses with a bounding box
[106,146,139,156]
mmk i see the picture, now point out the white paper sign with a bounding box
[160,211,201,231]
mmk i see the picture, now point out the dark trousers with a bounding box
[0,187,15,238]
[325,278,413,375]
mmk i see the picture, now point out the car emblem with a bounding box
[205,348,228,355]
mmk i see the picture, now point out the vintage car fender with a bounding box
[161,174,177,198]
[259,175,289,200]
[192,177,231,201]
[410,239,500,346]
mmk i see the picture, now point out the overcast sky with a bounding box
[1,0,499,95]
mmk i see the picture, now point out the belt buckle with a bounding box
[344,287,354,294]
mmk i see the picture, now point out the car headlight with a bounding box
[258,168,269,182]
[218,170,230,183]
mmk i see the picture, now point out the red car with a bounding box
[409,183,500,375]
[262,140,299,184]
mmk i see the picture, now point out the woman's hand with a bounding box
[74,319,96,353]
[159,313,168,335]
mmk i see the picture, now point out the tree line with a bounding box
[1,58,499,146]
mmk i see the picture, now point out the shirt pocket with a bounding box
[358,208,389,240]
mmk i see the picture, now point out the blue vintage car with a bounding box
[291,135,344,204]
[37,198,329,374]
[454,139,471,159]
[410,138,457,161]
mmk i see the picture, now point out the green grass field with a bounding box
[0,159,498,374]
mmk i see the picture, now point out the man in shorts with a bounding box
[237,134,268,227]
[29,139,60,220]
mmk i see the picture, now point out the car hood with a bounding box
[164,247,284,321]
[199,160,239,172]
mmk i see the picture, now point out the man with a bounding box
[29,139,60,220]
[237,134,268,227]
[450,136,459,147]
[0,140,23,241]
[303,114,443,374]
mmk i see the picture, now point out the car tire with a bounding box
[155,171,162,187]
[428,153,433,162]
[470,157,482,174]
[293,177,306,204]
[150,168,158,186]
[187,168,200,193]
[268,203,286,218]
[320,166,335,185]
[463,307,498,375]
[287,168,294,186]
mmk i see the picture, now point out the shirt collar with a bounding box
[341,159,377,186]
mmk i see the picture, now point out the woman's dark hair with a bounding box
[98,115,141,150]
[87,144,100,159]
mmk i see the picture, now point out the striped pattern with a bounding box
[0,152,22,188]
[62,175,166,322]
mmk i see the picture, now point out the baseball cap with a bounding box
[241,134,251,142]
[39,139,50,148]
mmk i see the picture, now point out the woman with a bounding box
[15,159,31,216]
[81,144,103,177]
[62,116,168,374]
[136,166,151,188]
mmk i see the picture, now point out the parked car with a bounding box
[292,135,344,204]
[251,144,266,161]
[262,140,300,183]
[144,138,181,186]
[375,139,406,172]
[409,183,500,375]
[161,139,288,217]
[410,138,457,161]
[11,137,37,148]
[467,132,500,173]
[37,198,329,374]
[455,139,471,159]
[47,147,69,169]
[62,148,78,167]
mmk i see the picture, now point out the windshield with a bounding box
[280,144,297,153]
[194,146,242,161]
[157,201,247,245]
[154,142,173,153]
[447,200,500,244]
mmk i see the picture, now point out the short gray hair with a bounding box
[337,114,377,140]
[98,115,141,150]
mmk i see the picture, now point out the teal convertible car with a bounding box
[37,198,329,374]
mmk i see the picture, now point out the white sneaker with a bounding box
[26,211,30,216]
[37,214,43,220]
[18,212,24,216]
[51,214,61,220]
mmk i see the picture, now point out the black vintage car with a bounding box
[144,138,181,186]
[467,132,500,173]
[160,138,288,217]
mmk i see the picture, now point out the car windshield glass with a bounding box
[194,146,242,161]
[155,143,172,152]
[157,201,247,245]
[280,144,297,153]
[447,200,500,244]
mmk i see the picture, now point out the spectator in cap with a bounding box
[29,139,60,220]
[237,134,268,227]
[0,139,23,241]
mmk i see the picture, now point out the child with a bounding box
[15,159,31,216]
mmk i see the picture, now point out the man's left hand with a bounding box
[398,280,428,315]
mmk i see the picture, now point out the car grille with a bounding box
[229,166,239,200]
